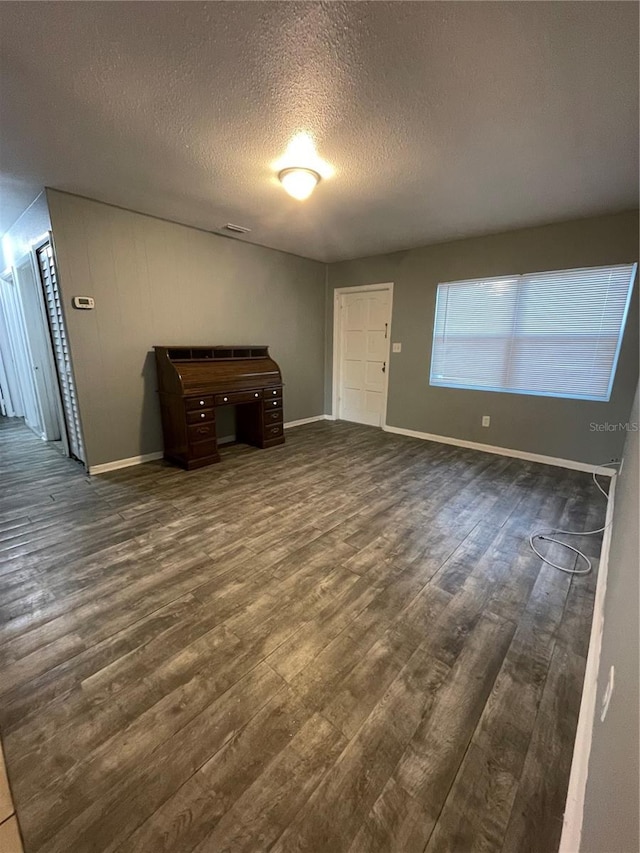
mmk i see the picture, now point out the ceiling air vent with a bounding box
[223,223,251,234]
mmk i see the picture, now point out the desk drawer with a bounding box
[188,422,216,443]
[214,389,263,406]
[263,397,283,411]
[265,386,283,399]
[189,439,218,459]
[185,395,214,411]
[264,408,283,425]
[264,423,284,440]
[187,408,215,425]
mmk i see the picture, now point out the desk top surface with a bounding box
[154,345,283,395]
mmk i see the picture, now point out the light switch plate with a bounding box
[392,343,402,353]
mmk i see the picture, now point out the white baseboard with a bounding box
[89,417,330,473]
[559,475,617,852]
[89,451,163,475]
[284,415,329,429]
[89,418,611,480]
[382,424,615,477]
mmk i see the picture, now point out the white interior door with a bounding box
[0,287,24,418]
[0,274,42,435]
[13,256,62,442]
[337,287,391,427]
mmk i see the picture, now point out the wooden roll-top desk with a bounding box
[154,345,285,470]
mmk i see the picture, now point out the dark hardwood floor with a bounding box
[0,416,605,852]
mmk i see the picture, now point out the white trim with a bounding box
[283,415,328,429]
[382,424,616,477]
[89,418,331,474]
[89,451,163,475]
[331,282,394,427]
[559,475,617,853]
[14,251,65,444]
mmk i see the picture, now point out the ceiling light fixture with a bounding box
[273,132,332,201]
[278,167,321,201]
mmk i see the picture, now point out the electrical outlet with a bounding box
[482,415,490,427]
[608,457,623,475]
[600,665,615,721]
[392,343,402,353]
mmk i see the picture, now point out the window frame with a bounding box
[428,264,637,403]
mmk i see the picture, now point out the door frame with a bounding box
[32,233,71,456]
[331,282,394,427]
[0,274,24,418]
[13,250,65,443]
[35,232,87,462]
[0,270,42,435]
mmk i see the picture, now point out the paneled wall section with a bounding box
[47,190,326,467]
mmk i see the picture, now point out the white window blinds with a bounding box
[430,264,637,401]
[36,243,86,463]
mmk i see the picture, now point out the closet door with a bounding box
[35,242,86,464]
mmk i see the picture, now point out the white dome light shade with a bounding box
[278,167,320,201]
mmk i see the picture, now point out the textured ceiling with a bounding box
[0,1,638,262]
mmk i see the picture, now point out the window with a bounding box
[429,264,637,402]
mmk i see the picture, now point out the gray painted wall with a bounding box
[580,385,639,853]
[0,191,51,270]
[47,190,326,467]
[327,212,639,465]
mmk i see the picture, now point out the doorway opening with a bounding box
[332,283,393,427]
[0,235,85,466]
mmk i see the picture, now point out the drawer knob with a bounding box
[200,413,206,418]
[223,396,228,402]
[254,392,259,397]
[273,401,277,406]
[272,390,277,395]
[199,400,205,406]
